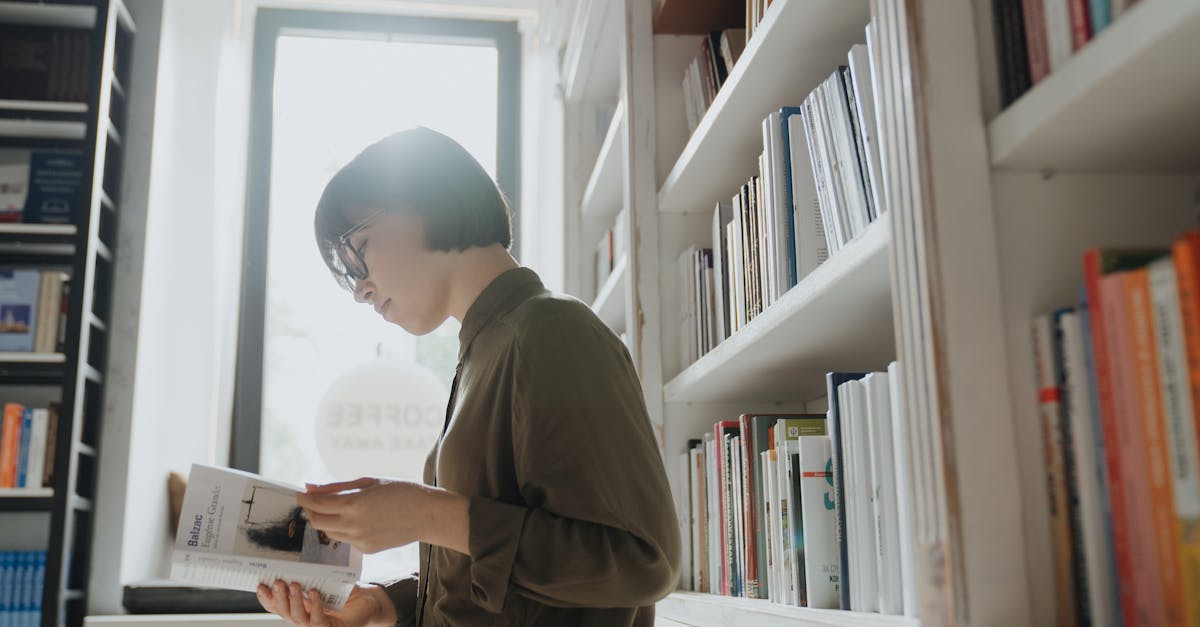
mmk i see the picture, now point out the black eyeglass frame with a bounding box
[335,209,386,286]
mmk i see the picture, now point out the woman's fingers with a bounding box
[287,582,308,624]
[307,590,330,627]
[302,509,344,532]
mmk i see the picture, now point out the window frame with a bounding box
[231,8,521,472]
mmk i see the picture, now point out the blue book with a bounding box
[15,552,30,627]
[1088,0,1111,37]
[0,271,39,353]
[825,372,869,611]
[1,552,12,627]
[15,409,31,488]
[22,151,84,225]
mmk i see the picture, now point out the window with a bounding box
[234,9,519,580]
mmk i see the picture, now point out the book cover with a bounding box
[170,464,363,609]
[1083,247,1166,626]
[0,150,31,222]
[887,361,918,617]
[25,409,47,491]
[865,372,902,614]
[782,107,827,282]
[993,0,1033,106]
[797,435,839,608]
[826,371,868,610]
[1125,268,1187,626]
[846,45,884,218]
[1147,257,1200,627]
[1103,269,1165,626]
[1021,0,1051,82]
[1067,0,1093,50]
[1043,0,1074,71]
[0,271,39,352]
[22,151,84,225]
[845,378,878,612]
[1060,310,1119,627]
[838,65,876,223]
[0,403,22,488]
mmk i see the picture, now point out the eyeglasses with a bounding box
[335,210,385,288]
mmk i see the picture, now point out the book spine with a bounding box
[1148,257,1200,627]
[1083,250,1138,625]
[994,0,1033,106]
[1067,0,1093,49]
[1021,0,1051,82]
[798,436,839,608]
[15,408,31,488]
[25,409,46,490]
[1088,0,1111,33]
[739,416,760,598]
[1043,0,1074,71]
[1104,271,1165,626]
[0,404,22,488]
[1052,310,1091,625]
[827,373,852,610]
[1033,314,1079,627]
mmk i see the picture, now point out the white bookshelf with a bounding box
[0,118,87,140]
[561,0,621,102]
[592,255,628,333]
[657,0,870,214]
[666,214,893,403]
[0,487,54,498]
[0,224,78,236]
[0,353,67,364]
[988,0,1200,172]
[0,99,88,114]
[0,1,95,28]
[581,101,625,222]
[659,592,918,627]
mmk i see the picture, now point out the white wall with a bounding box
[90,0,254,613]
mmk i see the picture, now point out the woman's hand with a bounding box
[256,580,396,627]
[296,477,469,555]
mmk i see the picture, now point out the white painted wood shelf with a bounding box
[592,255,628,333]
[0,352,67,363]
[988,0,1200,172]
[0,118,87,140]
[657,0,870,214]
[665,215,893,404]
[0,1,96,28]
[581,101,624,222]
[0,487,54,498]
[0,99,88,114]
[561,0,620,102]
[0,224,78,236]
[659,591,917,627]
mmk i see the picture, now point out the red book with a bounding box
[1173,232,1200,473]
[1083,248,1164,627]
[1067,0,1093,50]
[1021,0,1051,82]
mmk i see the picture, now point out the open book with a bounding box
[169,464,363,609]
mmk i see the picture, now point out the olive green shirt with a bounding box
[378,267,681,626]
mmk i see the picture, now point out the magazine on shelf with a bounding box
[170,464,363,609]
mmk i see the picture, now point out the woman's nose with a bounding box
[353,281,374,304]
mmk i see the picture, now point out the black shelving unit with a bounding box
[0,0,134,624]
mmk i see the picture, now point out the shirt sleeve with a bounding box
[465,307,682,613]
[375,572,418,627]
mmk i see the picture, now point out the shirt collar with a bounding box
[457,266,544,361]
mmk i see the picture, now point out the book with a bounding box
[1067,0,1093,50]
[797,435,839,609]
[782,107,827,282]
[0,403,22,488]
[993,0,1032,106]
[826,372,868,610]
[169,464,363,609]
[0,271,40,353]
[1021,0,1051,83]
[865,372,902,614]
[845,378,878,612]
[1043,0,1073,72]
[887,361,918,617]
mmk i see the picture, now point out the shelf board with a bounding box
[665,214,893,404]
[0,99,88,115]
[657,0,870,213]
[0,1,96,28]
[988,0,1200,172]
[653,0,744,34]
[0,488,54,511]
[659,591,917,627]
[0,118,87,141]
[562,0,621,102]
[581,101,625,222]
[592,255,628,332]
[0,352,67,364]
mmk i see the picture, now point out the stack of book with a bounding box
[677,363,916,615]
[0,25,92,103]
[744,0,771,45]
[594,208,628,296]
[992,0,1142,107]
[681,30,745,134]
[1030,231,1200,627]
[0,149,86,225]
[0,403,60,490]
[0,270,70,354]
[0,551,46,627]
[680,35,884,364]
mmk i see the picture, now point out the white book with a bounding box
[866,372,902,614]
[712,202,732,343]
[678,248,693,368]
[689,447,703,591]
[678,451,693,590]
[24,408,48,489]
[830,70,871,238]
[786,442,805,606]
[762,449,777,602]
[707,434,721,594]
[865,21,891,218]
[815,79,854,248]
[775,436,795,604]
[798,435,840,609]
[847,44,884,219]
[784,110,828,282]
[1043,0,1072,71]
[682,71,697,133]
[170,464,362,608]
[888,361,918,617]
[801,96,840,254]
[848,379,879,611]
[730,195,747,331]
[838,382,859,608]
[1059,313,1116,627]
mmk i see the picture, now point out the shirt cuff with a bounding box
[374,574,418,627]
[467,495,529,613]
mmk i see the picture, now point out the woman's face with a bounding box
[346,210,452,335]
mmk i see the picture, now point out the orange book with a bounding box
[1125,269,1187,626]
[0,403,24,488]
[1085,248,1165,625]
[1172,231,1200,624]
[1102,270,1165,626]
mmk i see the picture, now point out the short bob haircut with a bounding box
[314,127,512,289]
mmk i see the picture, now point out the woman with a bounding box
[256,127,680,626]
